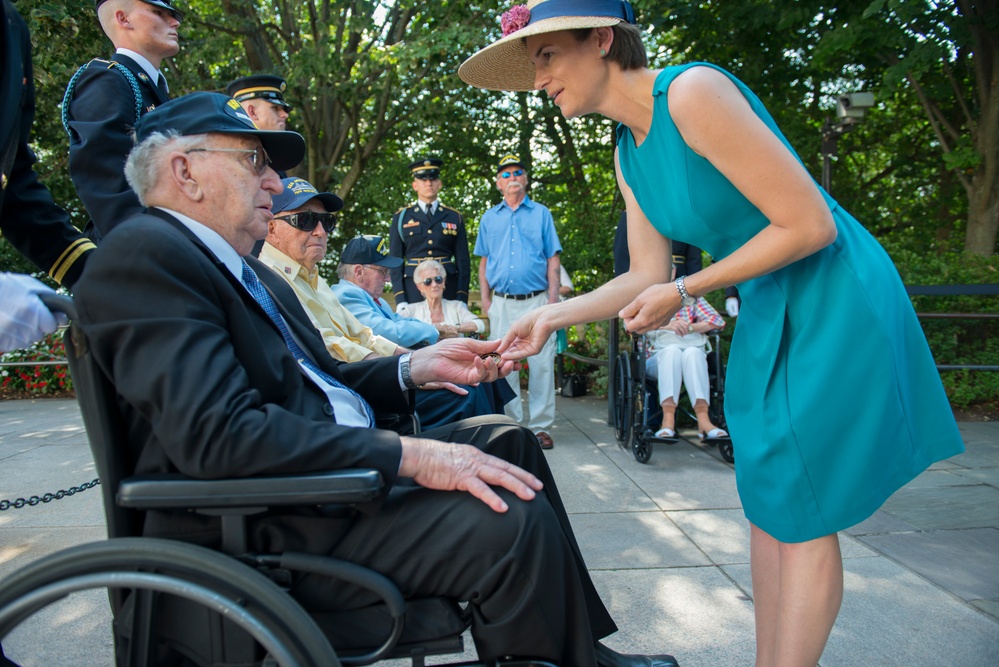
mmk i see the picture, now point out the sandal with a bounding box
[699,428,728,440]
[654,427,676,438]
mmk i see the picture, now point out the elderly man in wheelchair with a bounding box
[0,93,679,667]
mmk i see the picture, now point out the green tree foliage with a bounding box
[3,0,994,408]
[812,0,998,256]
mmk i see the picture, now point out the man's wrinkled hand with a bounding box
[409,338,517,387]
[419,381,468,395]
[399,437,543,512]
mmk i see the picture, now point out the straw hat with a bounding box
[459,0,636,92]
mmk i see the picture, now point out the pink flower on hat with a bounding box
[501,4,531,36]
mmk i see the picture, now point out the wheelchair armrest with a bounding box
[117,469,384,511]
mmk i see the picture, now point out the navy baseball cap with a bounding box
[134,92,305,171]
[272,177,344,214]
[340,236,403,268]
[96,0,183,21]
[496,153,526,173]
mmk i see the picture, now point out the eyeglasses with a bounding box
[421,276,444,286]
[275,211,337,234]
[499,169,525,179]
[365,265,390,277]
[185,145,272,175]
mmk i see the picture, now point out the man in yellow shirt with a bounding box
[257,177,505,428]
[257,178,402,362]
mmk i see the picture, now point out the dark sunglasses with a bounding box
[421,276,444,286]
[275,211,337,234]
[499,169,525,179]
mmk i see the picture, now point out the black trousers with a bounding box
[294,416,617,665]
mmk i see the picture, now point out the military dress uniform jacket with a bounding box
[388,203,470,304]
[0,0,94,287]
[64,52,169,242]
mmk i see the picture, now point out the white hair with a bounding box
[415,259,445,282]
[123,131,205,204]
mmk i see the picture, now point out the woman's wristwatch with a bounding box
[674,276,696,307]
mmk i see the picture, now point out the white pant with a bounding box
[488,293,556,433]
[645,346,710,407]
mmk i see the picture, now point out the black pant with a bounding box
[294,416,617,665]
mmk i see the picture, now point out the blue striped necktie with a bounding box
[241,260,375,427]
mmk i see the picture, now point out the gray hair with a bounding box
[336,263,356,281]
[414,259,445,282]
[124,131,205,204]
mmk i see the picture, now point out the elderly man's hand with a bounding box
[398,436,542,512]
[409,338,518,387]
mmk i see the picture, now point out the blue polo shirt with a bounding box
[474,196,562,295]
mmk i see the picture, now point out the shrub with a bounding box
[0,330,73,395]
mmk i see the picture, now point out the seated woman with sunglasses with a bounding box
[406,260,486,339]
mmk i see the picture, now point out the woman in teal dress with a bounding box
[460,1,965,665]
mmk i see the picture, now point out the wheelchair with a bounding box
[0,295,554,667]
[612,331,733,465]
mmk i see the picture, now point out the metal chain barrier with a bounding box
[0,478,101,511]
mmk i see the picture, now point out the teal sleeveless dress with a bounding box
[617,63,964,543]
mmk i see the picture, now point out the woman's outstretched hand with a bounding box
[498,307,556,361]
[620,283,681,334]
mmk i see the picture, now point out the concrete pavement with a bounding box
[1,396,997,666]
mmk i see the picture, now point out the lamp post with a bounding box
[820,92,875,194]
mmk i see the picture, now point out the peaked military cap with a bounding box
[409,156,443,180]
[226,74,292,110]
[95,0,183,21]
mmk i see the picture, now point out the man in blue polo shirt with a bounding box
[475,154,562,449]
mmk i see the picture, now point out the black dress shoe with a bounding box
[595,641,680,667]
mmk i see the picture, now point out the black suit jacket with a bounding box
[75,209,408,509]
[0,0,94,287]
[64,53,169,242]
[389,203,470,304]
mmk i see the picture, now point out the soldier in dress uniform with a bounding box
[388,156,470,311]
[63,0,182,242]
[226,73,291,131]
[227,74,292,256]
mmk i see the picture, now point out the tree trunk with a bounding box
[963,32,999,256]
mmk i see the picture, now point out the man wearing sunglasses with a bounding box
[256,178,499,429]
[388,156,471,314]
[474,154,563,450]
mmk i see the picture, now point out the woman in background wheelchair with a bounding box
[645,272,727,440]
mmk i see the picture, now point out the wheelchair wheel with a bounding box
[632,432,653,464]
[0,538,341,667]
[613,351,633,449]
[718,440,735,464]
